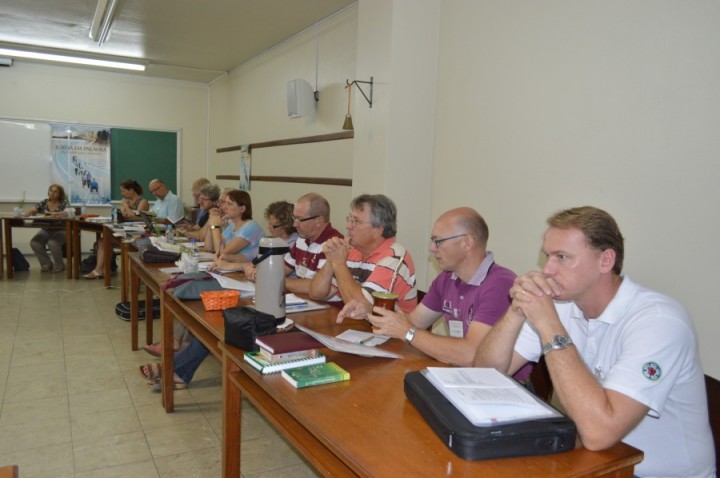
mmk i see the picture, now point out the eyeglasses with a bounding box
[268,223,283,230]
[346,215,371,227]
[430,233,467,248]
[292,215,319,223]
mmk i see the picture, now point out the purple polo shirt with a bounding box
[423,252,532,381]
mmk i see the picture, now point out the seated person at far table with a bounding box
[474,206,715,478]
[190,177,211,227]
[84,179,149,279]
[179,183,220,241]
[338,208,531,381]
[243,193,344,303]
[148,178,185,223]
[309,194,417,313]
[211,199,298,273]
[27,183,71,273]
[203,189,264,260]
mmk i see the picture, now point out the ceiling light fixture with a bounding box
[0,48,146,71]
[89,0,119,46]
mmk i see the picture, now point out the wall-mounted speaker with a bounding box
[0,57,13,67]
[287,78,316,118]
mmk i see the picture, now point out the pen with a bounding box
[359,336,375,346]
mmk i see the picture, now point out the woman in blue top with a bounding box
[204,189,264,261]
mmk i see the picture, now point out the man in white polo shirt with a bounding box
[474,206,714,477]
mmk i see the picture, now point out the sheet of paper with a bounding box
[295,324,402,359]
[209,272,255,292]
[334,329,390,347]
[425,367,517,388]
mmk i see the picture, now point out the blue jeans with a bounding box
[174,337,209,384]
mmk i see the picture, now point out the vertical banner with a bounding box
[239,144,251,191]
[51,125,112,204]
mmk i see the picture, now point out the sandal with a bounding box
[143,343,179,357]
[151,377,187,393]
[83,270,103,280]
[139,363,162,383]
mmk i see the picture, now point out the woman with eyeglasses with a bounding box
[27,184,72,272]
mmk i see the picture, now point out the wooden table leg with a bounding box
[65,220,73,279]
[121,243,129,302]
[146,288,154,346]
[102,225,112,287]
[161,293,175,412]
[130,262,140,351]
[5,219,14,279]
[222,354,242,477]
[72,221,81,279]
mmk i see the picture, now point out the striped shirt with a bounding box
[339,238,417,312]
[285,224,344,301]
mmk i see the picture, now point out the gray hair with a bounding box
[199,183,221,202]
[351,194,397,238]
[299,193,330,221]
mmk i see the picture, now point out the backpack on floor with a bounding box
[11,248,30,271]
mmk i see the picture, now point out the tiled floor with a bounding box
[0,267,320,477]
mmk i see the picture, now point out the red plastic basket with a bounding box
[200,290,239,311]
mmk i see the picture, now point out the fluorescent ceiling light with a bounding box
[89,0,119,46]
[0,48,146,71]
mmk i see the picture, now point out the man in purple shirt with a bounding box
[338,207,531,379]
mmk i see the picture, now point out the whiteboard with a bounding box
[0,119,53,202]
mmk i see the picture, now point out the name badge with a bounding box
[448,320,464,338]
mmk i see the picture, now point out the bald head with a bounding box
[437,207,489,249]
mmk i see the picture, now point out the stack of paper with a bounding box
[424,367,559,426]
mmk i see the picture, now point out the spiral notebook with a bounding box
[243,351,326,375]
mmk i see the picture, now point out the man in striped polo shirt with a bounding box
[283,193,344,302]
[310,194,417,313]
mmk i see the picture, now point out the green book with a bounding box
[281,362,350,388]
[244,351,326,375]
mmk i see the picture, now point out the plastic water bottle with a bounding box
[111,207,118,225]
[187,238,199,272]
[81,201,87,216]
[165,224,174,244]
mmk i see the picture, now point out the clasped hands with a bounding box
[510,271,561,327]
[322,237,351,266]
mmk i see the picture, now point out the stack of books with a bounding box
[244,331,325,374]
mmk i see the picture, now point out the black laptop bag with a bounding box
[404,370,576,461]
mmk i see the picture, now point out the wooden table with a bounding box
[2,216,73,279]
[71,220,115,287]
[220,311,644,478]
[0,465,18,478]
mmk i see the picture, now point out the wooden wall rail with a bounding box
[215,131,354,187]
[216,131,353,153]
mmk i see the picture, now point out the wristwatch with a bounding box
[405,326,417,344]
[542,335,573,355]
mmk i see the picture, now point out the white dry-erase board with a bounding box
[0,119,53,202]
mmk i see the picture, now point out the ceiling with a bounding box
[0,0,356,83]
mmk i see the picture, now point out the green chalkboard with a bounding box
[110,129,177,201]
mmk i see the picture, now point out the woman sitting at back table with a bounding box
[203,189,264,261]
[211,200,297,276]
[28,184,71,272]
[85,179,148,279]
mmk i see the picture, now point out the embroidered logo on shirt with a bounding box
[642,361,662,381]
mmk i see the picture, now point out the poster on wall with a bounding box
[51,125,112,204]
[239,144,251,191]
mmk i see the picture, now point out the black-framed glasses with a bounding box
[268,223,284,230]
[430,233,467,248]
[292,215,319,223]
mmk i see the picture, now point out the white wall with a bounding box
[431,1,720,377]
[208,6,357,230]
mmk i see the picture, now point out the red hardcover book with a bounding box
[255,331,324,354]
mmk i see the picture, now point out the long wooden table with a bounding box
[125,256,643,476]
[2,216,73,279]
[220,312,644,478]
[128,252,163,352]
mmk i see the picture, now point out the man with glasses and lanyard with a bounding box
[310,194,418,313]
[336,207,530,381]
